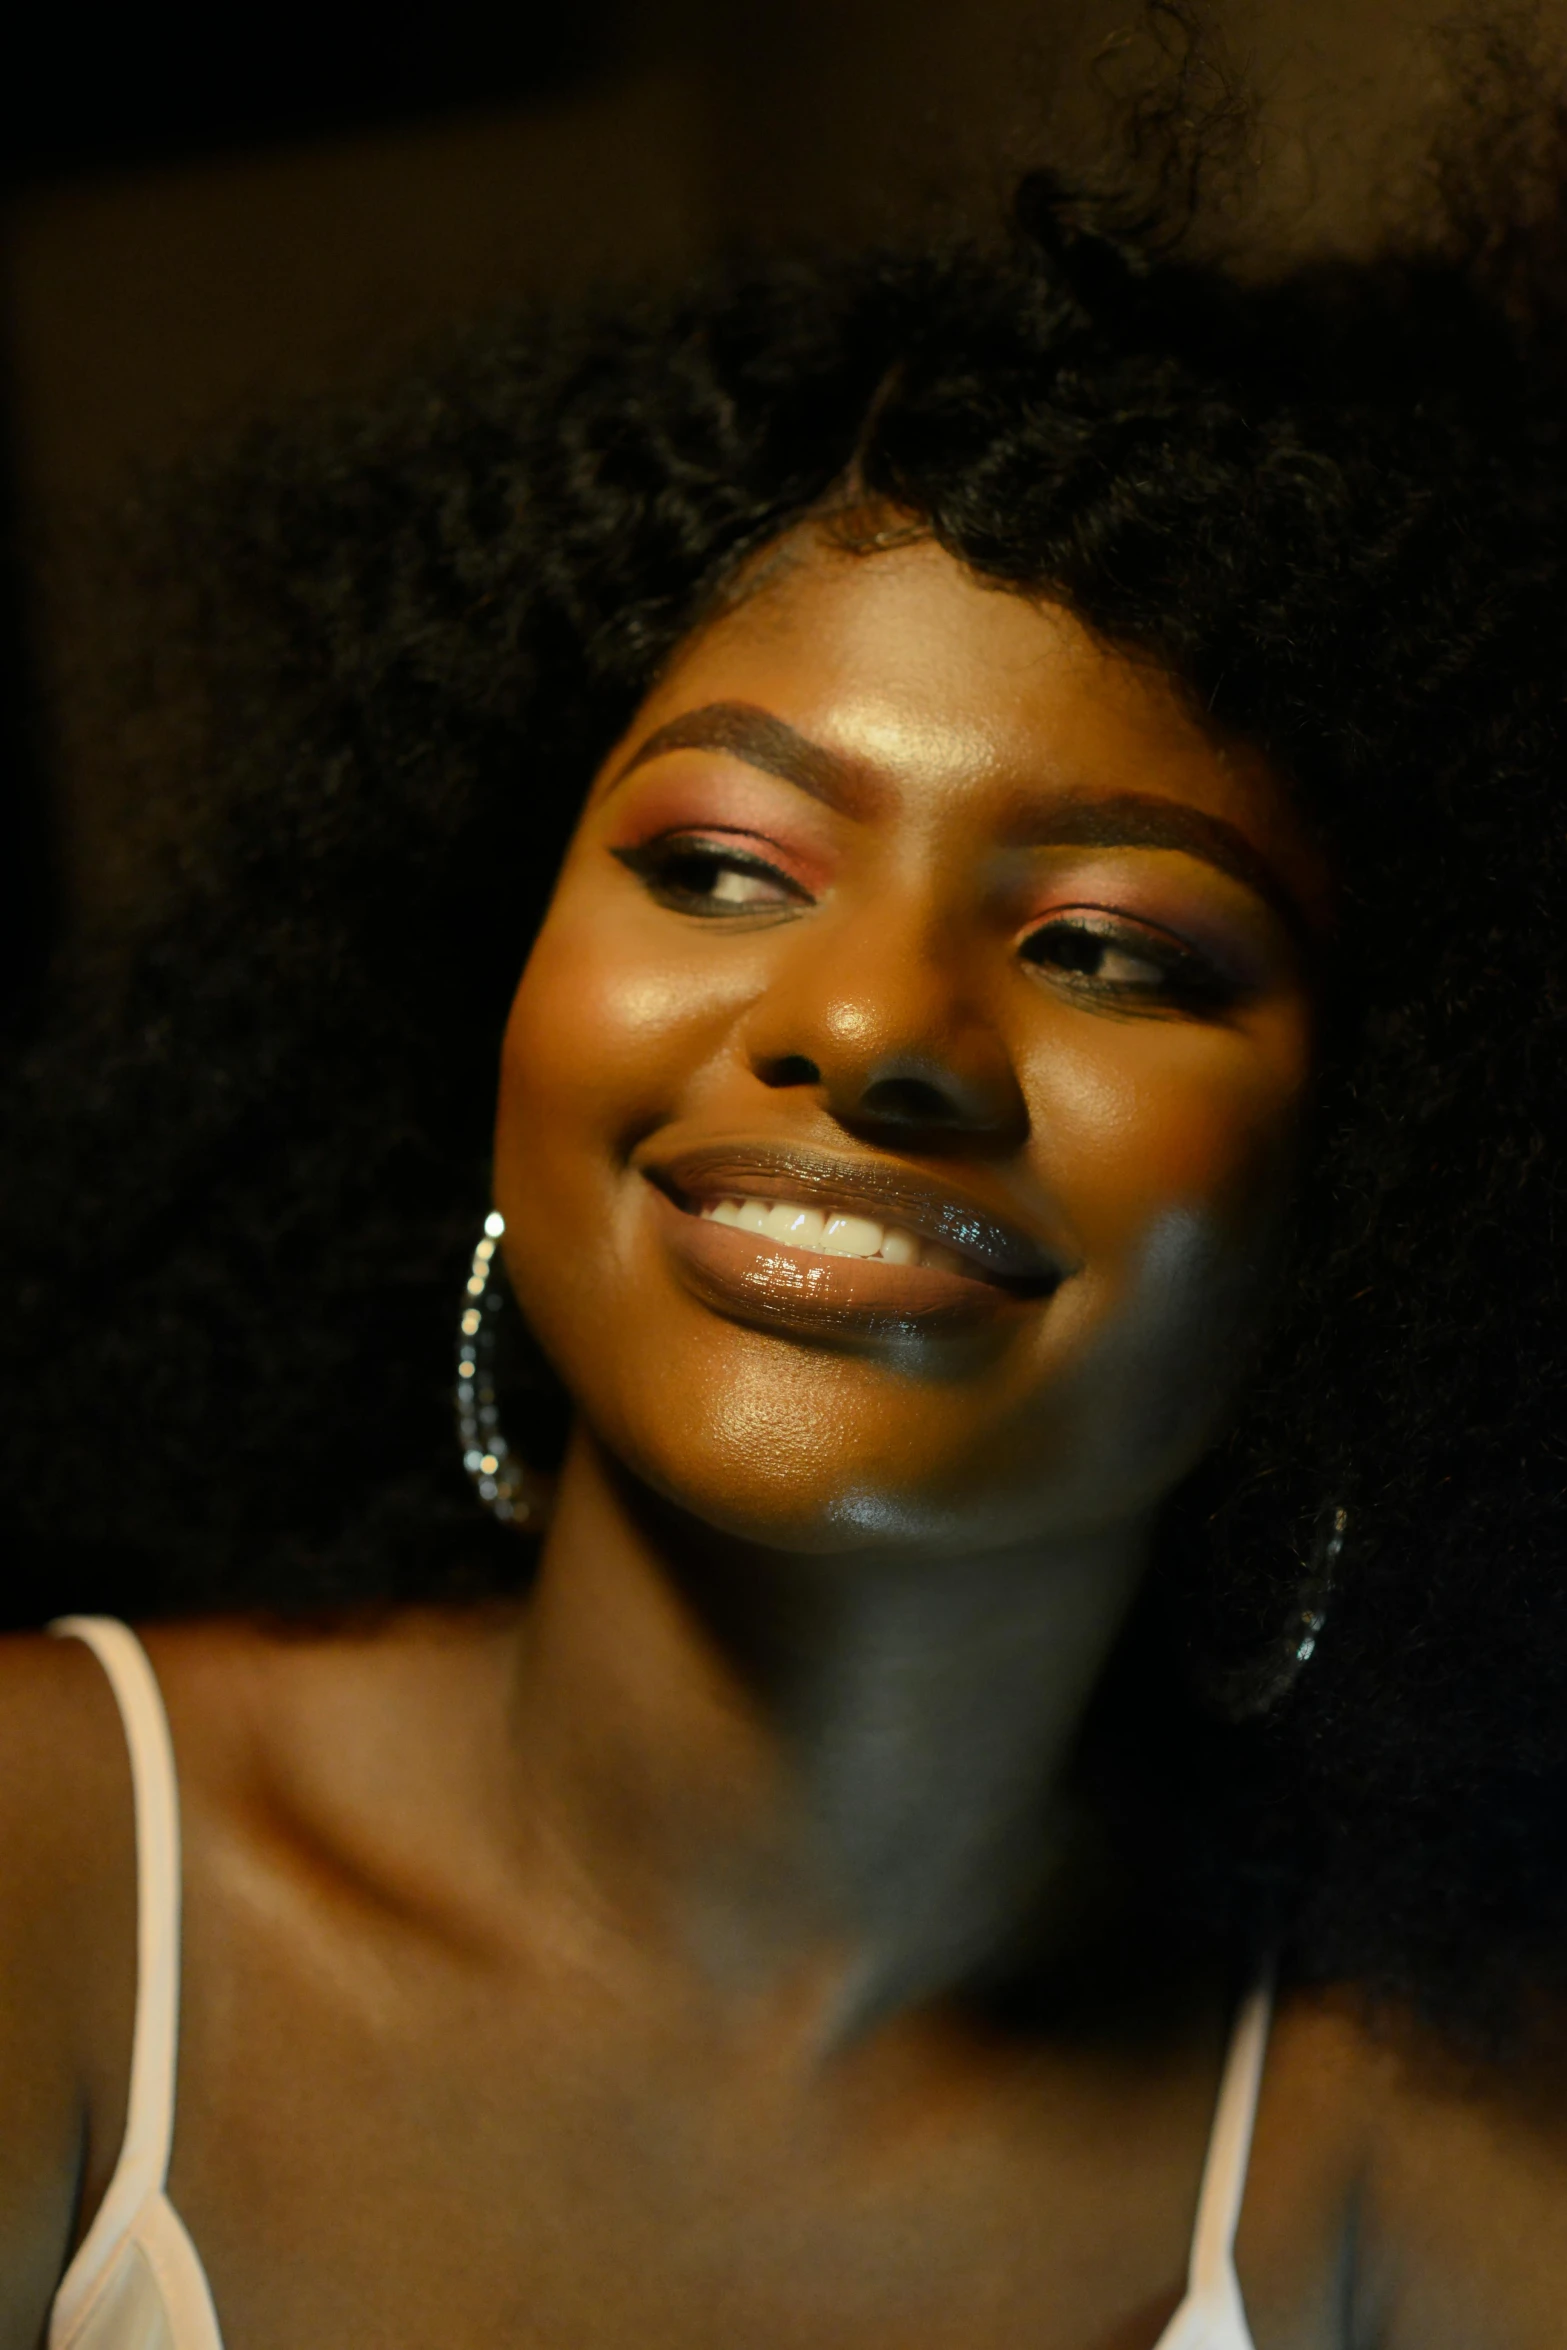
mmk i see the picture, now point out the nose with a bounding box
[742,908,1029,1147]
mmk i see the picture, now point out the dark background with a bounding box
[0,0,1516,1002]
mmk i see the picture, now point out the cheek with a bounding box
[1007,1014,1308,1494]
[491,899,670,1391]
[492,879,767,1368]
[497,890,719,1170]
[1025,1011,1307,1262]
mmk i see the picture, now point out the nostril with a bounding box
[758,1053,821,1090]
[858,1075,961,1126]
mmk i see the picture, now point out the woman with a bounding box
[2,53,1566,2350]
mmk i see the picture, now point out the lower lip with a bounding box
[649,1184,1043,1347]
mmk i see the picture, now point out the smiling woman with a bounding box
[1,29,1567,2350]
[501,556,1314,1553]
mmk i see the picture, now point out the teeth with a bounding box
[765,1202,824,1245]
[821,1213,881,1258]
[699,1196,964,1273]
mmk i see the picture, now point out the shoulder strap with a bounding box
[49,1618,184,2223]
[1184,1975,1274,2304]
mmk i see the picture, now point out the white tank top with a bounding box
[45,1614,1270,2350]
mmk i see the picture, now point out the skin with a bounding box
[2,525,1566,2348]
[492,525,1322,2023]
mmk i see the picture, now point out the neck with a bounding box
[507,1426,1151,2047]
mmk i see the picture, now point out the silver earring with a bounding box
[1213,1504,1346,1723]
[455,1213,549,1528]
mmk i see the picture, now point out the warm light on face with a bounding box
[493,531,1321,1559]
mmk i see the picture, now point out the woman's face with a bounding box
[495,531,1322,1556]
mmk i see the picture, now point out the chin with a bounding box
[581,1374,1091,1561]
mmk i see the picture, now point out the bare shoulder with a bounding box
[0,1629,137,2348]
[117,1602,534,1953]
[1297,1989,1567,2350]
[1228,1982,1567,2347]
[1228,1989,1383,2347]
[128,1597,532,1817]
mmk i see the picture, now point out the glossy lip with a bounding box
[647,1184,1048,1348]
[643,1141,1069,1290]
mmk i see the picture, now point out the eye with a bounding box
[613,836,810,918]
[1019,911,1234,1011]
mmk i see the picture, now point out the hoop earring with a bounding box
[1213,1504,1346,1723]
[455,1212,551,1529]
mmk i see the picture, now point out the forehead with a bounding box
[618,528,1292,850]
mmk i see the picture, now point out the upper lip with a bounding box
[644,1141,1067,1290]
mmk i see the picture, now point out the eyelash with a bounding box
[614,836,1238,1012]
[1018,910,1237,1011]
[612,837,808,915]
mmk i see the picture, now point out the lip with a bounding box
[648,1141,1065,1284]
[640,1140,1068,1348]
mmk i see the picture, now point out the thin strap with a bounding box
[50,1618,184,2219]
[1184,1975,1274,2302]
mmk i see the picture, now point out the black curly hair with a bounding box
[4,17,1566,2044]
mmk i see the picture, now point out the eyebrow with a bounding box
[998,790,1307,937]
[606,701,879,817]
[607,698,1307,936]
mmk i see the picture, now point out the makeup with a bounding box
[644,1141,1065,1348]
